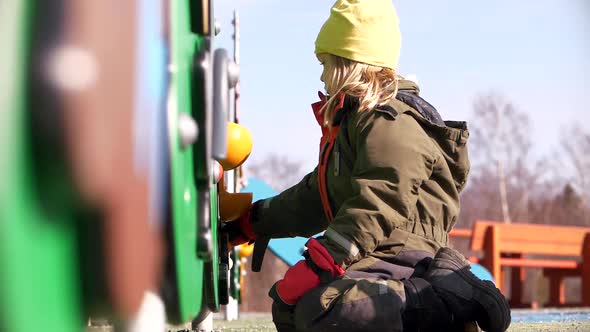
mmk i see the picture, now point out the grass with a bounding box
[87,314,590,332]
[208,318,590,332]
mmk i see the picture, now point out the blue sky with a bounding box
[214,0,590,170]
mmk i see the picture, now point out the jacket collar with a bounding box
[311,92,349,128]
[311,80,417,127]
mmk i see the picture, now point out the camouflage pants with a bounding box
[272,246,438,332]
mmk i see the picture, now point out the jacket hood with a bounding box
[397,78,420,95]
[388,80,471,192]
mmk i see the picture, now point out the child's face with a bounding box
[317,53,330,94]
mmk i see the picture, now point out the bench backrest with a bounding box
[476,221,590,256]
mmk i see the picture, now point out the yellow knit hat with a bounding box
[315,0,401,70]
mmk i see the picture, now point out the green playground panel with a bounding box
[168,0,220,323]
[0,0,223,328]
[0,1,82,331]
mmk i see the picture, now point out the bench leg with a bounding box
[499,267,506,295]
[507,253,525,307]
[548,275,566,307]
[583,262,590,306]
[583,234,590,307]
[482,226,503,294]
[510,264,525,307]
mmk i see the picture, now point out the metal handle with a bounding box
[192,49,212,183]
[192,49,214,260]
[195,48,239,260]
[212,48,239,161]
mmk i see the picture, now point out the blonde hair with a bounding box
[319,53,399,128]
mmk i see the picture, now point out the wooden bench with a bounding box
[466,221,590,307]
[449,220,500,263]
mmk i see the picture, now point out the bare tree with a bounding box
[558,125,590,203]
[245,153,305,192]
[465,94,537,224]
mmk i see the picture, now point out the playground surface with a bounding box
[86,309,590,332]
[208,310,590,332]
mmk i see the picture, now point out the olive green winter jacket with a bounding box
[252,80,470,269]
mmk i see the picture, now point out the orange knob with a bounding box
[218,177,253,222]
[219,122,253,171]
[238,243,254,257]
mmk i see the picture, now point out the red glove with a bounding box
[269,238,344,306]
[222,205,257,247]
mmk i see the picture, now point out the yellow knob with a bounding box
[219,122,253,171]
[238,243,254,258]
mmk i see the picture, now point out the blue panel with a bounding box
[241,178,277,202]
[470,263,494,283]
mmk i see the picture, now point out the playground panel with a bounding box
[1,0,244,330]
[0,1,82,331]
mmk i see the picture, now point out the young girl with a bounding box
[227,1,511,331]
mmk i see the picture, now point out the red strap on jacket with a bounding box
[311,92,345,223]
[311,91,329,150]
